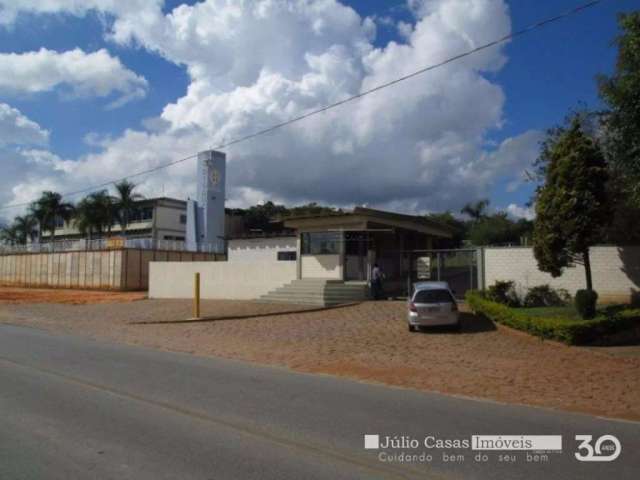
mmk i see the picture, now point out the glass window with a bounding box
[301,232,341,255]
[129,207,153,223]
[413,289,454,304]
[277,251,297,261]
[180,214,187,224]
[344,231,369,255]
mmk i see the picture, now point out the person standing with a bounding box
[371,263,384,300]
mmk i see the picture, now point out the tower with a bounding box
[186,150,226,252]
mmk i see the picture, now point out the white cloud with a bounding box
[506,203,535,220]
[0,0,542,216]
[0,0,162,26]
[0,48,148,107]
[0,103,49,146]
[478,129,544,193]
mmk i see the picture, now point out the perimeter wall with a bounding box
[0,249,222,290]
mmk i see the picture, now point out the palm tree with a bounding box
[12,215,38,244]
[30,191,75,244]
[461,199,490,221]
[74,190,116,241]
[114,180,143,237]
[0,225,19,245]
[97,191,117,236]
[74,196,99,242]
[28,199,47,243]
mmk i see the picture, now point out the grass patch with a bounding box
[466,290,640,345]
[522,306,580,320]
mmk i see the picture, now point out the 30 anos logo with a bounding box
[575,435,621,462]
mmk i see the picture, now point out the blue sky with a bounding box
[0,0,636,220]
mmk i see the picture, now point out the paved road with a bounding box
[0,324,638,480]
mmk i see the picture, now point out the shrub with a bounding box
[486,280,520,307]
[466,290,639,345]
[523,284,570,308]
[575,289,598,319]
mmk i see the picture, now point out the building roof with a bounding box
[281,207,453,238]
[139,196,187,205]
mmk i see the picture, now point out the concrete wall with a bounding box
[228,236,297,263]
[0,249,220,290]
[149,261,297,299]
[484,246,640,303]
[300,254,341,279]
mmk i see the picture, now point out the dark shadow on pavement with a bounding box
[130,302,362,325]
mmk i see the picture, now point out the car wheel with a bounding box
[408,324,416,332]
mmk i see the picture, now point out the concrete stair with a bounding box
[259,279,369,306]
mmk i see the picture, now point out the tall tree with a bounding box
[0,225,19,245]
[598,12,640,205]
[11,215,38,244]
[460,199,489,221]
[74,191,114,241]
[114,180,143,237]
[425,211,468,248]
[28,198,48,243]
[468,213,533,247]
[533,117,610,292]
[30,191,75,243]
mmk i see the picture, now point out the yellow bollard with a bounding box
[193,272,201,319]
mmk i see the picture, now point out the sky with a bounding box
[0,0,636,225]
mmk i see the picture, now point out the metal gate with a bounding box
[400,249,481,299]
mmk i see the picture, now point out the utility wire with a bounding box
[0,0,604,212]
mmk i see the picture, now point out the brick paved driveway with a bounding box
[1,297,638,420]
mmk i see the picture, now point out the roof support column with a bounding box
[338,230,345,281]
[296,233,302,280]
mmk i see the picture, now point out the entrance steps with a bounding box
[258,279,369,306]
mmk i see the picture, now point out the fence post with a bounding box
[193,272,201,319]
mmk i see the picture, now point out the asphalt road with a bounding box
[0,324,638,480]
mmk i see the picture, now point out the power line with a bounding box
[0,0,604,212]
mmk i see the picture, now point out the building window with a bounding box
[128,206,153,223]
[277,251,297,261]
[301,232,341,255]
[180,214,187,225]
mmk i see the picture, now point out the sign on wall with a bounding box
[416,256,431,279]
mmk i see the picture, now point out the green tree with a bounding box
[11,215,38,244]
[0,224,19,245]
[114,180,143,237]
[288,202,340,217]
[74,191,115,241]
[468,213,532,246]
[598,12,640,205]
[460,199,489,221]
[29,191,75,244]
[425,211,468,248]
[28,198,48,243]
[533,118,610,291]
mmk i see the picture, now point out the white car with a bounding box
[407,281,460,331]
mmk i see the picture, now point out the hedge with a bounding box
[465,290,640,345]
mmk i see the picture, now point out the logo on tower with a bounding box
[209,168,220,186]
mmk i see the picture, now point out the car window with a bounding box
[413,289,454,304]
